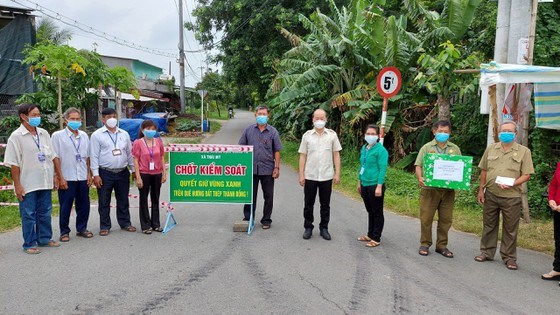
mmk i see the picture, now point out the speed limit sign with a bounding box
[376,67,402,98]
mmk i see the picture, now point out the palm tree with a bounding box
[36,18,73,45]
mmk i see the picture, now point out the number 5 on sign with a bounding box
[376,67,402,144]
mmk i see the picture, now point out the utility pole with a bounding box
[487,0,511,146]
[178,0,186,114]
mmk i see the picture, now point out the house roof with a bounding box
[0,5,34,16]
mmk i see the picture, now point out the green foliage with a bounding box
[188,0,348,107]
[19,47,136,133]
[176,120,201,132]
[36,18,73,46]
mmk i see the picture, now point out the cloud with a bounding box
[0,0,216,86]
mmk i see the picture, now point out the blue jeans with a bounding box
[58,180,90,236]
[18,189,53,249]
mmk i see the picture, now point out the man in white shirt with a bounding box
[89,108,136,236]
[51,107,93,242]
[298,109,342,240]
[4,103,63,254]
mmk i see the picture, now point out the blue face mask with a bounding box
[435,132,450,143]
[67,121,82,131]
[256,115,268,125]
[499,132,515,143]
[143,129,157,139]
[28,117,41,127]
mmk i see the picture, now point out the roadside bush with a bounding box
[176,120,201,132]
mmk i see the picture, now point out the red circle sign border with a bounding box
[376,66,402,98]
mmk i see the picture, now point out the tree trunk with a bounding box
[437,94,451,122]
[57,71,63,129]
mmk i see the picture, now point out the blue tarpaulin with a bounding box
[139,112,169,133]
[119,119,144,141]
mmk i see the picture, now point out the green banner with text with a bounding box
[169,145,253,203]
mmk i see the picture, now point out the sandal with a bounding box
[542,270,560,281]
[365,240,380,247]
[39,241,60,247]
[474,253,490,262]
[76,230,94,238]
[262,224,270,230]
[121,226,137,232]
[152,227,163,232]
[505,259,518,270]
[435,248,454,258]
[357,235,372,242]
[23,247,41,254]
[99,229,110,236]
[418,246,429,256]
[142,229,152,235]
[60,234,70,242]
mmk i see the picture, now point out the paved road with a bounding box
[1,110,559,314]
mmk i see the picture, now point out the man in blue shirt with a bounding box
[239,105,282,229]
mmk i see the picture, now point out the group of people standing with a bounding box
[240,105,559,280]
[4,104,166,254]
[239,106,388,246]
[6,103,560,285]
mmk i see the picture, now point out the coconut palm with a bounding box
[36,18,73,46]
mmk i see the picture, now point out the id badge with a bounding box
[359,167,364,175]
[76,153,82,162]
[112,149,122,156]
[149,162,155,171]
[37,152,46,163]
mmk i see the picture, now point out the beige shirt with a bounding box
[298,128,342,181]
[478,142,534,198]
[4,125,57,193]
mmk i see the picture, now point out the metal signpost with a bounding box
[376,67,402,144]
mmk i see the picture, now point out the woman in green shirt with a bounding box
[357,124,389,247]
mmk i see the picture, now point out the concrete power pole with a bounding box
[487,0,511,146]
[178,0,186,114]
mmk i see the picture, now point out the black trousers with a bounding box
[303,179,333,230]
[139,173,162,231]
[360,184,386,242]
[243,174,275,224]
[554,211,560,272]
[97,168,131,230]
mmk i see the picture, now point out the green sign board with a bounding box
[169,145,253,203]
[423,154,473,190]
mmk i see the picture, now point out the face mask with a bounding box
[28,116,41,127]
[435,132,450,143]
[106,118,118,128]
[67,121,82,131]
[256,115,268,125]
[313,120,326,129]
[499,132,515,143]
[365,135,378,145]
[143,129,157,139]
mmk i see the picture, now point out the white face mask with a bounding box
[106,118,118,128]
[365,135,378,144]
[313,120,326,129]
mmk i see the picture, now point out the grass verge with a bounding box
[281,139,555,255]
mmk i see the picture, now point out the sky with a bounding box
[1,0,217,87]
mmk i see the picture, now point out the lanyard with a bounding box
[32,130,41,151]
[67,130,81,153]
[106,131,118,149]
[143,138,154,161]
[361,144,374,165]
[435,145,447,154]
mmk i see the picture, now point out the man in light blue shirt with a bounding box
[51,107,93,242]
[89,108,136,236]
